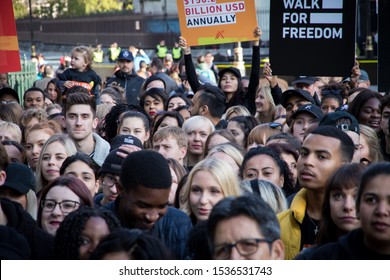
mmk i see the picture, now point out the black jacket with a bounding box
[103,198,192,259]
[305,229,390,260]
[0,198,54,260]
[106,71,145,105]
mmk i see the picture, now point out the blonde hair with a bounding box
[180,157,241,219]
[0,121,22,143]
[254,85,276,123]
[182,115,215,135]
[359,124,384,163]
[35,134,77,194]
[26,189,38,220]
[207,143,245,169]
[223,105,251,120]
[240,179,287,214]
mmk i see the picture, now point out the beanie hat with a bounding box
[0,225,31,260]
[120,150,171,190]
[98,148,128,176]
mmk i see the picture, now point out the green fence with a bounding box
[8,56,37,104]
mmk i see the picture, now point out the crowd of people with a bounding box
[0,25,389,260]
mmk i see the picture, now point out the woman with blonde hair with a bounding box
[35,134,77,195]
[255,85,276,124]
[0,121,22,143]
[182,115,215,170]
[222,105,251,121]
[207,142,245,175]
[180,157,241,224]
[358,124,383,164]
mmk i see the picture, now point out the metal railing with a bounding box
[8,55,37,103]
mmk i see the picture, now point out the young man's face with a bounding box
[153,137,186,164]
[118,185,170,230]
[297,133,345,190]
[65,104,98,141]
[285,95,312,125]
[24,90,45,109]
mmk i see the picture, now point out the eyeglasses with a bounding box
[214,238,273,260]
[100,174,119,188]
[41,199,80,213]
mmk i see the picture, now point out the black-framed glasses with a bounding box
[41,199,80,213]
[99,174,119,188]
[214,238,274,260]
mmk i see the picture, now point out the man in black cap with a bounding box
[103,150,192,259]
[318,111,361,163]
[292,76,321,106]
[0,87,20,104]
[281,88,316,126]
[105,49,145,105]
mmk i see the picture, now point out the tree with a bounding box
[12,0,29,19]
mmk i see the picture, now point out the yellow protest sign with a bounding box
[177,0,258,46]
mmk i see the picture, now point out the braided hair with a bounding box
[53,207,121,260]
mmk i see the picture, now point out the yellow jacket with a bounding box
[277,188,307,260]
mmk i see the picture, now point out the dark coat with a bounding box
[106,70,145,105]
[0,198,54,260]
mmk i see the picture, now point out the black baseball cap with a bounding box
[0,87,20,103]
[118,50,134,62]
[291,104,324,120]
[218,67,242,80]
[319,111,360,134]
[110,135,143,152]
[281,88,315,108]
[291,76,318,85]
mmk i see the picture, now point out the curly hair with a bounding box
[53,207,122,260]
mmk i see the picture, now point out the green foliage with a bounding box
[12,0,28,19]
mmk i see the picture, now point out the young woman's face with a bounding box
[118,117,149,144]
[41,186,81,236]
[79,216,110,260]
[100,94,116,105]
[167,97,186,111]
[220,72,238,94]
[292,113,315,144]
[242,154,284,188]
[25,130,52,171]
[227,121,245,148]
[41,141,69,183]
[47,82,58,102]
[187,128,210,156]
[157,116,179,131]
[255,88,271,113]
[358,98,382,133]
[189,170,224,222]
[143,95,164,117]
[330,187,360,233]
[280,152,297,185]
[63,160,98,198]
[321,97,340,114]
[358,174,390,250]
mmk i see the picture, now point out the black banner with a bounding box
[270,0,357,77]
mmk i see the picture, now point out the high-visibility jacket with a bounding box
[93,50,104,63]
[156,44,168,58]
[172,47,182,60]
